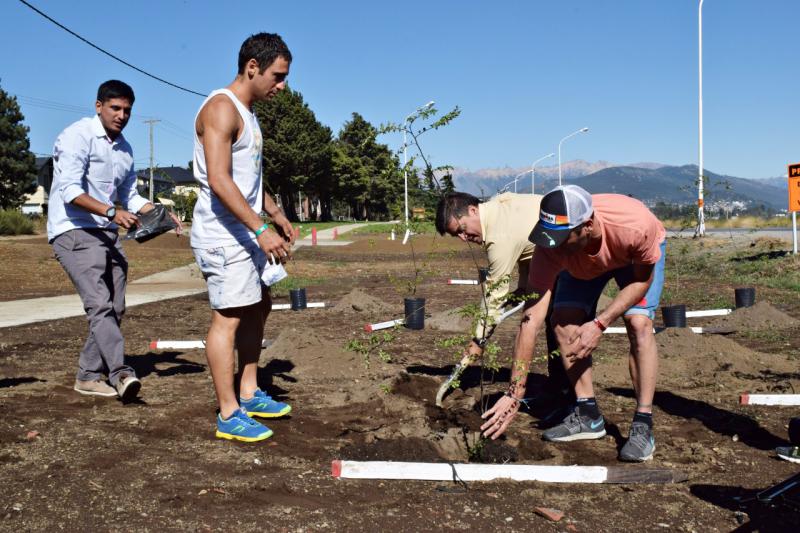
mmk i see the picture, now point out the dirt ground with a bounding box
[2,233,800,532]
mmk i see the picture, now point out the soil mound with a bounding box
[261,326,361,379]
[427,308,473,332]
[594,327,798,389]
[335,287,396,315]
[707,301,799,330]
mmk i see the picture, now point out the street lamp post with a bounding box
[530,152,555,194]
[697,0,706,237]
[557,127,589,185]
[403,100,435,228]
[513,171,528,193]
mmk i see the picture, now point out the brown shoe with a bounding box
[115,374,141,401]
[74,379,117,397]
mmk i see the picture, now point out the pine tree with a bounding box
[254,87,332,221]
[0,84,37,209]
[334,113,402,220]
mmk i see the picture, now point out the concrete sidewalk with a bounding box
[0,222,392,329]
[0,264,207,329]
[291,221,395,249]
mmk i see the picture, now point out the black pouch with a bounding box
[122,204,177,243]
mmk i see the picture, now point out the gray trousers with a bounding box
[52,229,134,386]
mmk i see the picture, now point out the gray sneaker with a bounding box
[115,374,141,401]
[74,379,117,397]
[619,421,656,462]
[542,407,606,442]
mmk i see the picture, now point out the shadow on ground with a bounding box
[607,387,784,451]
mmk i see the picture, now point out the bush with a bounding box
[0,209,35,235]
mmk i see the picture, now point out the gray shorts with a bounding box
[193,242,287,309]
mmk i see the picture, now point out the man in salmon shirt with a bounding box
[481,184,666,462]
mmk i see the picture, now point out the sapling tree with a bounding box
[377,104,461,296]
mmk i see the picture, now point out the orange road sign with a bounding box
[789,163,800,212]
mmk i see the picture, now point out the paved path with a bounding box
[291,221,395,249]
[0,264,207,329]
[0,222,392,329]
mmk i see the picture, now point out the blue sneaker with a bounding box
[215,408,273,442]
[240,388,292,419]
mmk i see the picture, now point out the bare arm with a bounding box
[565,263,654,360]
[70,193,139,229]
[263,190,295,244]
[198,96,290,262]
[596,263,654,327]
[480,289,550,439]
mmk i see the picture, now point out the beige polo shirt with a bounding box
[475,192,542,338]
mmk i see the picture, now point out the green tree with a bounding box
[0,84,37,209]
[333,113,402,220]
[255,87,333,221]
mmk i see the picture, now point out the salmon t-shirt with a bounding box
[528,194,666,292]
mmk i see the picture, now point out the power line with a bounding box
[17,0,207,98]
[14,92,195,142]
[15,95,92,115]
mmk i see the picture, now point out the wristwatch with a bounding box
[105,206,116,220]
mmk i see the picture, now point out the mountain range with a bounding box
[452,161,789,209]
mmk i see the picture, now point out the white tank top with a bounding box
[190,88,264,248]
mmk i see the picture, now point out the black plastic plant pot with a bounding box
[661,304,686,328]
[404,297,426,330]
[734,287,756,309]
[290,288,307,310]
[478,267,489,284]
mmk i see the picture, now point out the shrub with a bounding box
[0,209,35,235]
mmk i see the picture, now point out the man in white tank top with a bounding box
[191,33,295,442]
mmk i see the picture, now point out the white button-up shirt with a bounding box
[47,115,149,241]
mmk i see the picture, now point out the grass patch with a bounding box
[662,215,793,230]
[350,221,437,235]
[662,237,800,308]
[0,210,35,235]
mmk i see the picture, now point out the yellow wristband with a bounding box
[254,223,269,237]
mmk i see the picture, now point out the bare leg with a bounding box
[623,314,658,414]
[206,307,243,419]
[552,308,594,399]
[237,287,271,400]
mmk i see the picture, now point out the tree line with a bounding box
[255,86,443,222]
[0,81,444,222]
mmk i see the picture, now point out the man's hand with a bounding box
[460,339,484,365]
[167,211,183,236]
[271,212,295,244]
[504,287,529,307]
[480,394,521,440]
[257,227,292,264]
[113,209,139,230]
[137,203,183,236]
[566,320,604,360]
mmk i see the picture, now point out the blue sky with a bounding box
[1,0,798,178]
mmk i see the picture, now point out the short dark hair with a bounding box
[238,33,292,74]
[96,80,135,104]
[435,192,481,235]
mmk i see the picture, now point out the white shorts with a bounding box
[192,242,287,310]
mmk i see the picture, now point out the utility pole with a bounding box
[143,119,160,202]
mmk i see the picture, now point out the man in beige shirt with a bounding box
[435,191,570,402]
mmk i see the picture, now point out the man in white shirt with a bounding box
[191,33,296,442]
[48,80,180,400]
